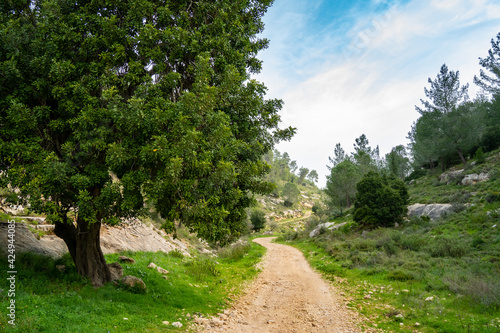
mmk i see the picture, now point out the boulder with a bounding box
[108,262,123,281]
[121,275,146,290]
[461,173,490,186]
[439,169,464,184]
[0,222,65,258]
[118,256,135,264]
[407,204,453,220]
[309,222,347,238]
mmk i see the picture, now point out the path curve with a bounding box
[197,237,368,332]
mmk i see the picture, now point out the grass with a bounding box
[0,240,266,332]
[278,234,500,332]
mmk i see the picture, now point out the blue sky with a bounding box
[254,0,500,188]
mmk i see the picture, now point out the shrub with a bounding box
[218,241,251,260]
[283,200,293,207]
[474,147,486,164]
[427,236,470,258]
[250,209,266,231]
[387,269,415,281]
[185,257,220,280]
[353,172,409,227]
[168,249,185,259]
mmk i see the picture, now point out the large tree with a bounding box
[0,0,293,286]
[474,32,500,95]
[411,64,472,167]
[416,64,469,116]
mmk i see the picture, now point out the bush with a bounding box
[387,269,415,281]
[185,257,220,280]
[250,209,266,231]
[354,172,409,227]
[474,147,486,164]
[427,236,470,258]
[283,200,293,207]
[218,241,251,260]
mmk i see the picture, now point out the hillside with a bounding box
[275,148,500,332]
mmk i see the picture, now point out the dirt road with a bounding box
[195,237,369,332]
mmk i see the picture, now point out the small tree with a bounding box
[307,170,319,183]
[298,167,309,184]
[353,172,408,228]
[282,182,300,206]
[250,209,266,232]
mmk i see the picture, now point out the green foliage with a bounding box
[385,145,411,180]
[298,167,309,184]
[475,147,486,164]
[325,159,359,209]
[426,235,470,258]
[353,172,409,227]
[250,209,266,232]
[281,182,300,205]
[307,169,318,183]
[0,0,294,282]
[185,257,220,280]
[218,240,251,260]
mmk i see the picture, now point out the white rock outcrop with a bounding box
[0,220,191,259]
[309,222,347,238]
[461,173,490,186]
[407,204,454,220]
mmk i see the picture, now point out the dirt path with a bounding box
[195,237,369,332]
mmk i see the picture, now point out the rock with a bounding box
[439,169,464,184]
[118,256,135,264]
[156,267,169,275]
[108,262,123,281]
[34,225,55,232]
[121,275,146,291]
[0,222,65,258]
[407,203,454,220]
[461,173,490,186]
[56,265,66,272]
[171,322,183,328]
[425,296,434,301]
[162,321,169,325]
[1,219,191,260]
[148,262,157,269]
[210,318,223,327]
[309,222,347,238]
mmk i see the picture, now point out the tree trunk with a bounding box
[346,194,351,208]
[54,219,111,287]
[457,147,467,165]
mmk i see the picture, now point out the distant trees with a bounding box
[282,182,300,207]
[385,145,411,180]
[298,167,309,184]
[307,170,319,183]
[325,159,359,209]
[325,135,379,211]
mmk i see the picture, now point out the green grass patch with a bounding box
[276,225,500,333]
[0,241,265,332]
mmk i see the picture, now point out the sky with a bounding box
[253,0,500,188]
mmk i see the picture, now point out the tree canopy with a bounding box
[0,0,294,286]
